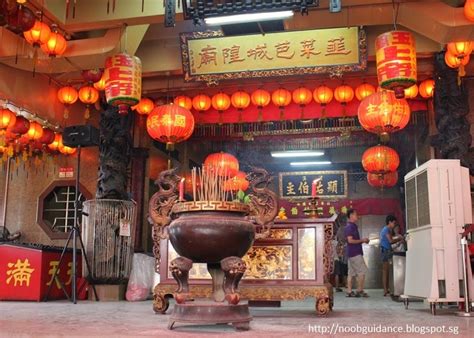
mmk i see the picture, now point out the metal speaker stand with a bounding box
[456,225,473,317]
[43,145,99,303]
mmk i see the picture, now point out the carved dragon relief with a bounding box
[148,168,181,272]
[246,166,278,240]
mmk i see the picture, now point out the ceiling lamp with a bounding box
[205,10,294,25]
[26,121,43,141]
[376,31,417,98]
[104,53,142,115]
[290,161,332,166]
[358,90,411,137]
[23,19,51,47]
[367,171,398,189]
[231,90,251,122]
[404,84,418,99]
[204,152,239,178]
[355,83,376,101]
[271,150,324,158]
[40,25,67,57]
[212,92,231,124]
[134,98,155,115]
[419,79,435,99]
[271,88,292,120]
[57,86,78,119]
[293,87,312,121]
[465,0,474,21]
[78,85,99,120]
[146,103,195,151]
[251,89,271,122]
[224,171,249,192]
[174,95,193,111]
[0,108,16,130]
[192,94,212,113]
[362,145,400,174]
[313,85,333,119]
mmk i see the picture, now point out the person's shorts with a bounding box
[334,260,348,276]
[347,255,368,277]
[381,248,393,262]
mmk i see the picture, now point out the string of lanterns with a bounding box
[444,41,473,82]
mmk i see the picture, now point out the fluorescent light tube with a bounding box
[290,161,332,166]
[205,11,294,26]
[271,150,324,158]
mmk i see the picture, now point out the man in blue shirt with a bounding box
[344,209,370,297]
[380,215,404,296]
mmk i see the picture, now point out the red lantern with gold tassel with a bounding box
[134,98,154,115]
[57,86,78,119]
[212,92,231,125]
[23,19,51,75]
[48,133,62,152]
[26,121,43,141]
[358,90,411,136]
[37,127,55,145]
[313,85,333,119]
[272,88,292,120]
[174,95,193,111]
[404,84,418,99]
[231,90,251,122]
[204,152,239,178]
[146,104,195,151]
[445,51,470,81]
[7,115,30,136]
[367,171,398,189]
[376,31,417,98]
[334,85,354,117]
[78,85,99,120]
[1,108,16,130]
[192,94,211,113]
[251,89,271,122]
[355,83,376,101]
[362,145,400,174]
[104,53,142,115]
[419,79,435,99]
[40,25,67,57]
[292,87,312,120]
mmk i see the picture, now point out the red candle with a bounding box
[179,178,185,201]
[311,179,317,198]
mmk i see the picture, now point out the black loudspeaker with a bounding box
[62,125,99,148]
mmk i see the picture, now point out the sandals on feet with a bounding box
[357,291,369,298]
[346,291,357,297]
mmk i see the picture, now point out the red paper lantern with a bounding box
[362,145,400,174]
[82,69,103,84]
[174,95,193,111]
[447,41,473,59]
[465,0,474,21]
[211,92,231,112]
[6,6,35,34]
[251,89,271,108]
[41,31,67,57]
[57,86,78,119]
[292,87,312,106]
[7,115,29,135]
[419,79,435,98]
[376,31,417,98]
[404,84,418,99]
[104,53,142,115]
[272,89,292,108]
[37,127,55,145]
[59,143,76,155]
[23,20,51,47]
[204,152,239,178]
[146,104,195,150]
[334,85,354,104]
[48,133,62,151]
[0,108,16,130]
[192,94,212,112]
[367,171,398,188]
[355,83,376,101]
[134,98,154,115]
[231,91,251,111]
[79,86,99,119]
[358,90,411,135]
[224,171,249,192]
[313,86,333,105]
[445,51,470,68]
[93,75,106,91]
[26,121,43,141]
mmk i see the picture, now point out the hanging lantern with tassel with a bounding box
[465,0,474,21]
[334,85,354,117]
[78,85,99,120]
[23,18,51,75]
[367,171,398,189]
[313,85,333,119]
[37,127,55,146]
[47,133,62,152]
[419,79,435,99]
[57,85,78,119]
[40,24,67,58]
[7,115,30,136]
[362,145,400,174]
[231,90,251,122]
[211,92,231,125]
[355,83,376,101]
[93,74,107,91]
[272,88,292,120]
[292,87,312,120]
[192,94,212,113]
[134,98,154,115]
[251,89,271,122]
[174,95,193,111]
[375,31,417,98]
[404,84,418,99]
[444,50,470,81]
[104,53,142,115]
[5,5,35,34]
[0,108,16,146]
[26,121,43,141]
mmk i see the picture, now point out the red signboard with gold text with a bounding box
[0,244,81,301]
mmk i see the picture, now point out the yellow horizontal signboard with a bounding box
[180,27,366,83]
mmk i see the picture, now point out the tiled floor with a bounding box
[0,290,472,337]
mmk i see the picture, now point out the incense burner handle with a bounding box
[246,167,278,240]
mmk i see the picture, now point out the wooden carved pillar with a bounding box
[130,147,149,251]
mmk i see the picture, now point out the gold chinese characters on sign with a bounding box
[279,171,348,199]
[180,27,367,82]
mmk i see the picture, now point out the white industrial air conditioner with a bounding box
[403,159,473,311]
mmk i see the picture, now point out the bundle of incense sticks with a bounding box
[191,165,232,202]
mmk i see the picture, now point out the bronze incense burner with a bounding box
[149,167,278,330]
